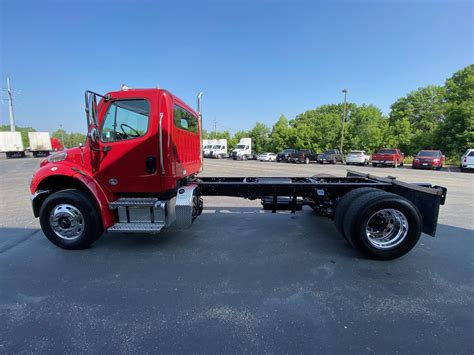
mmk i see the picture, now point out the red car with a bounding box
[412,150,445,170]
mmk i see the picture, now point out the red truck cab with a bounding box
[371,148,404,168]
[30,88,203,245]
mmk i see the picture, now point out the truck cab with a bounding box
[231,138,252,160]
[30,87,204,249]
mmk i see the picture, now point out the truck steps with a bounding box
[109,197,158,208]
[107,222,165,233]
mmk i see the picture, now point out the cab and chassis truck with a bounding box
[30,88,447,260]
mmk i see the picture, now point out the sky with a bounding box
[0,0,472,134]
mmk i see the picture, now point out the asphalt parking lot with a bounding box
[1,156,473,353]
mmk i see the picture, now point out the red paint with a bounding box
[30,88,202,228]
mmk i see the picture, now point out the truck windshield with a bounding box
[236,145,246,149]
[349,151,363,155]
[378,149,396,154]
[213,145,222,149]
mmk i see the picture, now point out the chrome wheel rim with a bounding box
[49,204,84,240]
[365,209,408,249]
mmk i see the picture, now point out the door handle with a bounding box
[146,156,157,174]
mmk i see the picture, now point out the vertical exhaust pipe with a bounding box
[197,92,203,172]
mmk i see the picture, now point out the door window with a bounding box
[101,99,149,142]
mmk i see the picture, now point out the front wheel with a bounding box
[343,192,422,260]
[39,189,103,250]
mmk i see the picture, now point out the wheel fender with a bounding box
[31,163,116,229]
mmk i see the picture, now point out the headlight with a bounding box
[48,151,68,163]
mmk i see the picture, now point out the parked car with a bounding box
[317,149,343,164]
[460,148,474,172]
[412,150,445,170]
[257,152,277,162]
[372,148,404,167]
[276,149,297,162]
[289,149,319,164]
[345,150,371,165]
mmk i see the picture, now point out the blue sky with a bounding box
[1,0,472,134]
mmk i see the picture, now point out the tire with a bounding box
[372,163,378,167]
[333,187,382,241]
[39,189,103,250]
[342,192,422,260]
[305,157,310,164]
[241,155,247,161]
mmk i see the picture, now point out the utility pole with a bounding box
[213,117,217,136]
[59,124,65,146]
[340,89,348,155]
[7,78,15,132]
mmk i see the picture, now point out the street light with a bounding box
[340,89,348,155]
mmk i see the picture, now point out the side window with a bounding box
[101,99,149,142]
[174,105,198,133]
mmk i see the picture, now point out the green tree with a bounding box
[269,115,291,152]
[436,65,474,156]
[248,122,270,153]
[346,105,388,153]
[389,85,445,152]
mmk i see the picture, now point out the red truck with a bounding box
[29,87,446,260]
[372,148,405,168]
[51,137,64,152]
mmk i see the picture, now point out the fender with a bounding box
[30,162,117,229]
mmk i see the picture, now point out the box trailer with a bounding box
[28,132,53,157]
[29,88,447,260]
[0,131,25,158]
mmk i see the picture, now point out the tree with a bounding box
[269,115,291,152]
[389,85,445,152]
[436,65,474,156]
[248,122,271,154]
[346,105,388,153]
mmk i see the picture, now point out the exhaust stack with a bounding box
[197,92,203,172]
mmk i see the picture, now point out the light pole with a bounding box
[340,89,348,155]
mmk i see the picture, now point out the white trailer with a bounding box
[28,132,53,157]
[209,139,228,159]
[231,138,252,160]
[0,131,25,158]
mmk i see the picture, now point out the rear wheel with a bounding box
[39,189,103,250]
[342,192,422,260]
[334,188,385,242]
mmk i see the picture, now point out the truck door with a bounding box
[91,96,162,193]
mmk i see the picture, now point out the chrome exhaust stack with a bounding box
[197,92,203,172]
